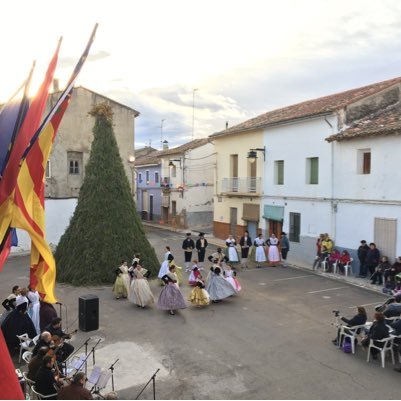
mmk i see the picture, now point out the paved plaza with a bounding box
[3,226,401,399]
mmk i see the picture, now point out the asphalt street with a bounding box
[2,226,400,400]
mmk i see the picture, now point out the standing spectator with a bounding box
[182,233,195,270]
[364,243,380,278]
[312,234,325,270]
[195,233,208,269]
[370,256,391,285]
[280,232,290,268]
[239,231,252,269]
[357,240,370,277]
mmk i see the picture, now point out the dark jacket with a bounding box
[35,366,57,398]
[32,338,52,357]
[58,382,93,400]
[341,313,367,327]
[357,244,369,262]
[239,236,252,247]
[27,355,44,381]
[368,320,389,341]
[365,248,380,268]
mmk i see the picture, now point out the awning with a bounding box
[242,203,260,222]
[263,205,284,221]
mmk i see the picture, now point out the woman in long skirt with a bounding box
[223,265,242,292]
[206,266,237,302]
[27,285,41,335]
[129,262,155,308]
[157,265,187,315]
[112,261,130,299]
[254,234,267,268]
[188,279,210,307]
[225,235,239,263]
[267,234,281,265]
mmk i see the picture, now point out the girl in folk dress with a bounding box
[206,266,237,302]
[267,234,280,265]
[112,261,130,299]
[157,265,187,315]
[254,234,267,268]
[225,235,239,263]
[224,265,242,292]
[129,262,155,308]
[27,285,41,335]
[158,253,174,280]
[188,278,210,307]
[164,246,172,261]
[188,261,200,286]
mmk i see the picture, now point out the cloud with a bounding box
[59,50,110,69]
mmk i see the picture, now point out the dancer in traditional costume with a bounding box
[169,256,183,285]
[157,265,187,315]
[224,265,242,292]
[208,248,229,267]
[206,266,237,302]
[164,246,172,261]
[129,262,155,308]
[182,232,195,270]
[158,253,173,281]
[27,285,41,335]
[196,233,208,269]
[112,261,130,299]
[188,262,201,286]
[254,234,267,268]
[0,285,19,326]
[188,279,210,307]
[267,233,281,265]
[225,235,239,263]
[239,231,252,269]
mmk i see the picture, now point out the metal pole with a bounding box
[192,88,198,140]
[160,119,165,150]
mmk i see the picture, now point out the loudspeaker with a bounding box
[79,294,99,332]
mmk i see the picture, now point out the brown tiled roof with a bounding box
[135,146,157,157]
[210,76,401,138]
[326,102,401,142]
[135,138,210,166]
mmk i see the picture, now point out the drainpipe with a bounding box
[325,116,336,243]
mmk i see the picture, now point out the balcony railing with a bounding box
[221,177,261,194]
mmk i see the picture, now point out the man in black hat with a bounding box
[280,232,290,267]
[196,233,208,269]
[182,233,195,270]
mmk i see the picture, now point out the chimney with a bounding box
[225,121,229,129]
[163,140,169,150]
[53,79,59,92]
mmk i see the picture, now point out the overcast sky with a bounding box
[2,0,401,149]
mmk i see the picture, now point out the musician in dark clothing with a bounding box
[27,346,49,381]
[239,231,252,269]
[195,233,208,269]
[35,356,58,399]
[32,331,53,357]
[45,317,74,362]
[362,312,389,357]
[182,233,195,270]
[40,301,58,332]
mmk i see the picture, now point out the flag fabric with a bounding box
[0,43,60,269]
[12,24,98,302]
[0,331,24,400]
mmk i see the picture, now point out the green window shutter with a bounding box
[277,161,284,185]
[310,157,319,184]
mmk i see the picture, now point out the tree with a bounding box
[55,103,159,285]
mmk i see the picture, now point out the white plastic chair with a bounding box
[321,257,329,272]
[22,350,33,364]
[366,336,395,368]
[338,324,366,354]
[16,333,34,363]
[22,371,35,398]
[344,258,353,277]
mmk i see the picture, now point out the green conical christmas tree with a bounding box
[55,103,159,285]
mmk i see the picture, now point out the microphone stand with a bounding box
[108,359,119,392]
[135,368,160,400]
[76,338,101,374]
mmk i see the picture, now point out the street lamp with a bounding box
[168,159,182,168]
[247,147,266,163]
[192,88,198,140]
[128,155,135,196]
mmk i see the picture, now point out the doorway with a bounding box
[268,219,282,239]
[149,195,154,221]
[247,221,257,241]
[230,207,238,236]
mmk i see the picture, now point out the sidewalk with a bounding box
[142,220,386,297]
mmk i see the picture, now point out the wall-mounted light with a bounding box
[247,147,266,163]
[169,159,182,168]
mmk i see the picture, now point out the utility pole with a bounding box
[192,88,198,140]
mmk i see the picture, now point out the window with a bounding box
[154,172,159,184]
[307,157,319,184]
[45,160,51,178]
[69,160,79,175]
[289,212,301,242]
[138,172,143,183]
[171,165,177,178]
[275,160,284,185]
[172,201,177,216]
[357,149,371,174]
[145,170,150,183]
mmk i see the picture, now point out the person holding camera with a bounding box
[332,306,367,345]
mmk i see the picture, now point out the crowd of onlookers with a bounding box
[312,234,401,294]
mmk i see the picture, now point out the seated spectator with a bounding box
[328,249,341,273]
[361,312,390,358]
[390,320,401,373]
[371,256,391,285]
[34,355,58,399]
[392,273,401,296]
[27,346,49,381]
[337,250,351,275]
[384,257,401,291]
[332,306,367,345]
[58,371,93,400]
[383,294,401,318]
